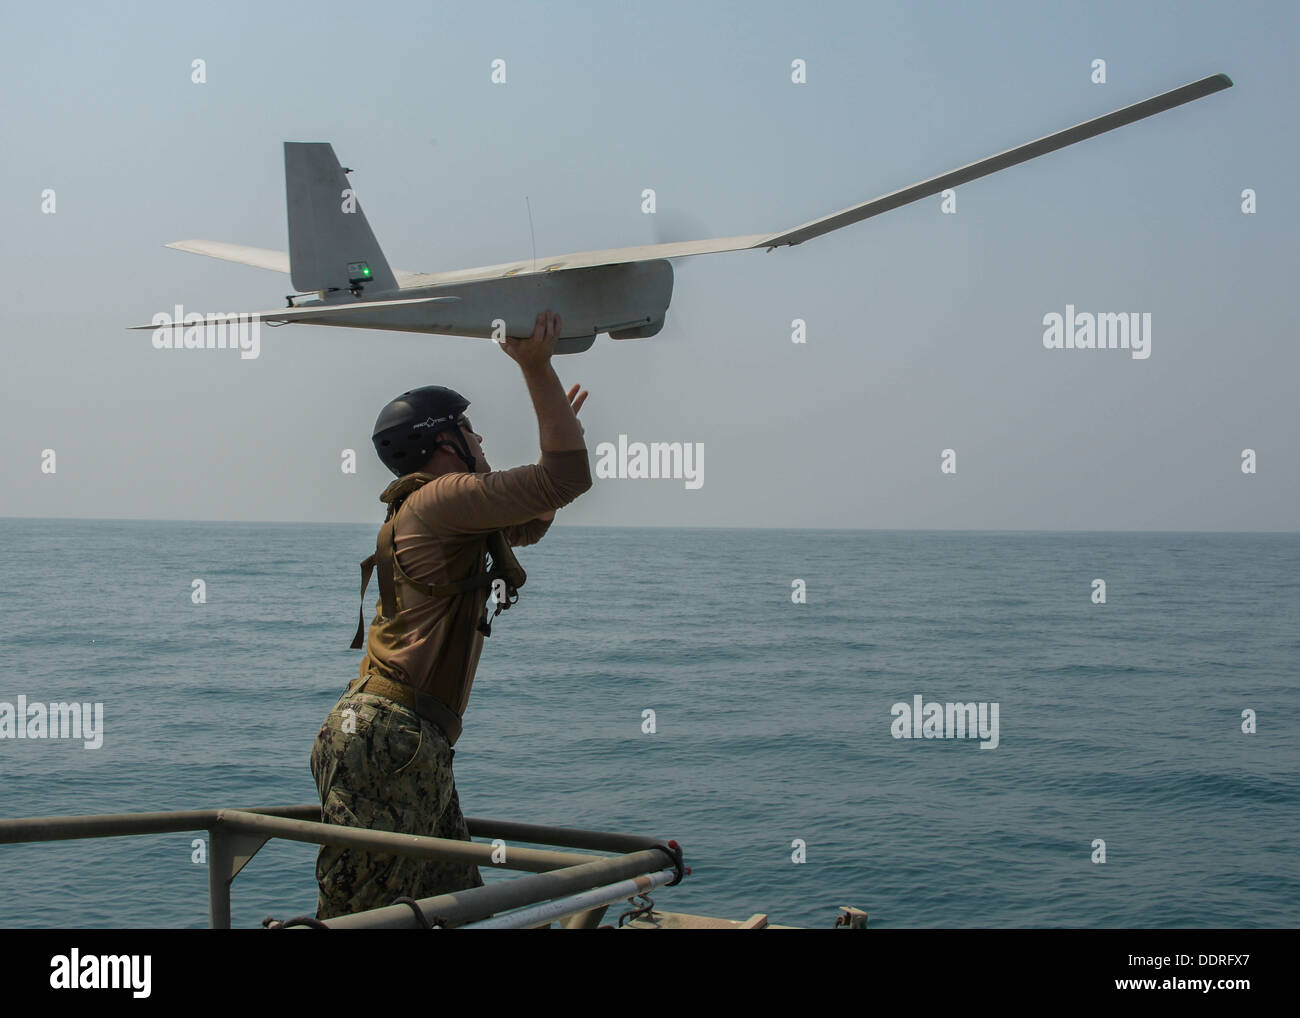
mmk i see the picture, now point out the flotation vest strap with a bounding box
[350,482,525,649]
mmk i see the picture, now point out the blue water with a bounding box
[0,520,1296,928]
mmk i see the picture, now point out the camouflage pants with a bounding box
[309,686,484,921]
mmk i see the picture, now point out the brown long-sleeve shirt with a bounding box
[359,448,592,725]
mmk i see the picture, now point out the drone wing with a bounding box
[164,240,291,274]
[163,239,437,289]
[162,235,776,287]
[163,74,1230,287]
[760,72,1233,248]
[400,71,1231,283]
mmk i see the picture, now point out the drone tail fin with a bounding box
[284,142,399,295]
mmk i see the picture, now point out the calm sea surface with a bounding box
[0,519,1296,928]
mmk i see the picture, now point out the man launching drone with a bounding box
[310,310,591,920]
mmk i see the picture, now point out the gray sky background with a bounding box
[2,0,1295,530]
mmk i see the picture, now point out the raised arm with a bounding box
[505,311,587,454]
[409,311,593,536]
[519,381,588,530]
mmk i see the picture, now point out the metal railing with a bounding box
[0,804,686,929]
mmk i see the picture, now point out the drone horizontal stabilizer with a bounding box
[128,296,454,330]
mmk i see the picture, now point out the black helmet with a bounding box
[372,385,476,477]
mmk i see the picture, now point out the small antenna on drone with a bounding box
[525,195,537,273]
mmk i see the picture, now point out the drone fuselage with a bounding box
[292,257,673,355]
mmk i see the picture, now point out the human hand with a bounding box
[566,382,588,436]
[500,310,561,372]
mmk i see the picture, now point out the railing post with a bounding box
[208,827,232,929]
[207,821,270,929]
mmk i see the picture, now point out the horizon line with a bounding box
[1,515,1296,535]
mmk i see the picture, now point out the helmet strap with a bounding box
[432,427,476,473]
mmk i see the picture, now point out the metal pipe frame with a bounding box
[216,810,611,873]
[0,806,661,856]
[0,805,681,930]
[458,867,678,929]
[322,849,674,929]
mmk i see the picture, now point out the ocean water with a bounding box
[0,519,1296,929]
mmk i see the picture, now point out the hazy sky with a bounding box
[2,0,1295,529]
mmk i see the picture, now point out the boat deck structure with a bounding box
[0,804,866,930]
